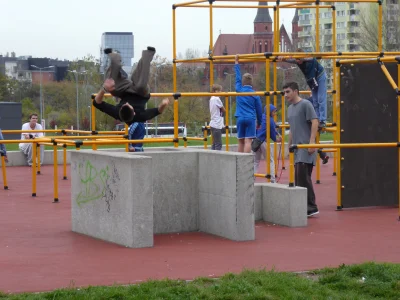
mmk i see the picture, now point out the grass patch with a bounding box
[2,133,333,152]
[1,262,400,299]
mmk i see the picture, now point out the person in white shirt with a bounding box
[19,113,45,167]
[209,84,226,150]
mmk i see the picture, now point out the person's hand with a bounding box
[4,156,8,163]
[276,136,282,143]
[103,78,116,92]
[128,147,135,152]
[308,148,316,155]
[276,56,284,62]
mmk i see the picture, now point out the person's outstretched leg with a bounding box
[317,73,327,127]
[104,50,132,97]
[127,47,156,97]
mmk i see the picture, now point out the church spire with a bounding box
[254,2,273,23]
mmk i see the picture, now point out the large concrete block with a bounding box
[71,151,153,248]
[261,183,307,227]
[198,151,255,241]
[129,150,199,234]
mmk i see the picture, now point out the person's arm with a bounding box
[95,78,115,104]
[270,119,277,142]
[216,98,226,113]
[95,88,106,104]
[288,130,292,146]
[255,96,263,127]
[234,55,242,92]
[305,101,319,154]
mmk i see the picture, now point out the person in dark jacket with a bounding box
[253,104,282,182]
[127,122,146,152]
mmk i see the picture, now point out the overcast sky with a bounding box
[0,0,295,63]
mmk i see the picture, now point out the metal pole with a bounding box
[40,69,43,122]
[155,70,158,136]
[229,74,232,135]
[75,72,79,131]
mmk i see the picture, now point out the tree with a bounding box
[358,2,400,51]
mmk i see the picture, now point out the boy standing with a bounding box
[209,84,226,151]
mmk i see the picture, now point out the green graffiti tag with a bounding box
[76,161,109,207]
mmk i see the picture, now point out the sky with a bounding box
[0,0,295,63]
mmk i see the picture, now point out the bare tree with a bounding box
[358,2,400,51]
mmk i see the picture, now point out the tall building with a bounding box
[100,32,134,75]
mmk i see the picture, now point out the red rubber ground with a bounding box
[0,161,399,294]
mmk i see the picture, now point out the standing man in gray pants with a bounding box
[94,47,170,125]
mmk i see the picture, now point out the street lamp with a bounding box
[68,70,86,131]
[224,72,234,135]
[30,65,54,125]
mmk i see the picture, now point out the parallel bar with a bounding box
[294,142,398,149]
[332,5,337,176]
[398,62,400,219]
[172,6,179,149]
[63,145,67,180]
[203,127,208,149]
[91,103,97,150]
[1,155,8,189]
[266,59,271,181]
[289,151,295,187]
[225,96,229,151]
[281,94,286,169]
[380,63,398,90]
[316,1,320,52]
[53,144,59,203]
[124,124,129,152]
[32,143,37,197]
[209,1,214,90]
[315,132,321,184]
[183,137,204,141]
[378,2,382,52]
[36,144,41,175]
[174,0,208,7]
[79,139,175,145]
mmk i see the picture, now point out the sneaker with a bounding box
[307,208,319,217]
[322,156,329,165]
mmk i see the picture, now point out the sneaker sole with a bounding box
[307,211,319,217]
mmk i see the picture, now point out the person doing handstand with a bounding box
[93,46,169,124]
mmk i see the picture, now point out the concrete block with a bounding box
[254,184,263,221]
[128,150,199,234]
[71,150,153,248]
[261,183,307,227]
[198,151,255,241]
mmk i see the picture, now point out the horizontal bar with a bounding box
[294,143,398,149]
[279,122,335,128]
[63,130,92,134]
[182,137,204,141]
[80,139,175,145]
[41,135,125,140]
[174,0,208,7]
[2,129,62,134]
[254,173,268,178]
[338,57,400,65]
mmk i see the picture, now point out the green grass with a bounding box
[2,133,334,152]
[1,262,399,299]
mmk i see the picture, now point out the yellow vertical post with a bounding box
[316,1,320,52]
[204,127,208,149]
[209,2,214,89]
[289,149,295,187]
[172,6,179,148]
[397,62,400,220]
[125,124,129,152]
[53,143,59,203]
[225,96,229,151]
[273,4,279,177]
[274,7,278,52]
[273,66,278,176]
[316,133,321,183]
[91,102,97,151]
[281,94,286,170]
[32,142,37,197]
[336,63,342,209]
[1,155,8,190]
[36,144,41,175]
[378,2,382,52]
[266,60,271,181]
[332,5,337,176]
[63,144,67,180]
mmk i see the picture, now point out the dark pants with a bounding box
[295,163,318,211]
[211,127,222,150]
[93,100,160,124]
[319,149,327,160]
[105,49,155,98]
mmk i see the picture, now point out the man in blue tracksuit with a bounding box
[253,104,282,182]
[234,54,263,153]
[0,129,8,163]
[278,49,327,128]
[128,122,145,152]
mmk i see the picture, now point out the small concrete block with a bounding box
[254,183,263,221]
[71,151,153,248]
[262,183,307,227]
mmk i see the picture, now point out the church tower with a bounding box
[253,2,274,53]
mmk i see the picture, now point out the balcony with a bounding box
[325,29,332,35]
[299,20,311,25]
[299,31,312,37]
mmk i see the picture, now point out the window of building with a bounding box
[337,22,345,28]
[337,10,345,17]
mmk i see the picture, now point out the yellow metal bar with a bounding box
[378,2,382,52]
[209,1,214,89]
[398,62,400,220]
[336,64,342,209]
[1,155,8,190]
[63,145,67,180]
[289,151,295,187]
[125,124,129,152]
[53,144,59,203]
[322,149,337,153]
[2,129,61,134]
[332,5,337,177]
[316,2,320,52]
[174,99,179,148]
[316,133,321,184]
[266,59,271,181]
[380,63,398,90]
[225,96,229,151]
[32,143,37,197]
[203,127,208,149]
[174,0,208,7]
[295,142,398,149]
[281,94,286,169]
[255,173,268,178]
[36,144,41,175]
[80,139,175,145]
[183,137,204,141]
[91,102,97,150]
[172,8,177,93]
[273,60,278,176]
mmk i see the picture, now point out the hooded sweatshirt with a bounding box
[256,104,278,142]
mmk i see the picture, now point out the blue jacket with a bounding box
[256,104,278,142]
[234,64,263,125]
[128,122,145,151]
[287,58,325,82]
[0,129,6,157]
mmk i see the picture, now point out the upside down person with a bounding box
[93,46,170,124]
